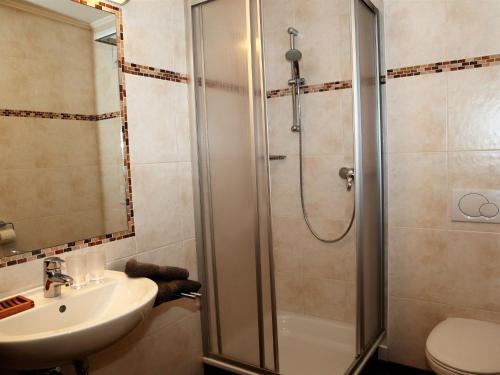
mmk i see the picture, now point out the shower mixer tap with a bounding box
[339,167,355,191]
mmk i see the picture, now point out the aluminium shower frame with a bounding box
[185,0,388,373]
[185,0,279,373]
[347,0,388,373]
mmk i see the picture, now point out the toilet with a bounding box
[425,318,500,375]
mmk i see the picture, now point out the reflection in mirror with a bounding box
[0,0,128,258]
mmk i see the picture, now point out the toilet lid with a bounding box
[426,318,500,374]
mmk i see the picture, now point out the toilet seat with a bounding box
[426,349,478,375]
[426,318,500,375]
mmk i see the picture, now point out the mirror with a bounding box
[0,0,131,259]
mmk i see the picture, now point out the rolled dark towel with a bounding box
[125,259,189,281]
[154,279,202,307]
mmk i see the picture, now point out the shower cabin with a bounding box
[186,0,386,374]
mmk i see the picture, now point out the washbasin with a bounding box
[0,270,158,370]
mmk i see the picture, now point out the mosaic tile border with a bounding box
[0,0,135,269]
[266,80,352,99]
[123,62,188,83]
[0,109,121,121]
[267,53,500,97]
[387,53,500,79]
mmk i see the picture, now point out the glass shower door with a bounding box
[190,0,278,372]
[352,0,386,359]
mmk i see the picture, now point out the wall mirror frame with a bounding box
[0,0,134,268]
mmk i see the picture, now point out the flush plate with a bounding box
[452,189,500,224]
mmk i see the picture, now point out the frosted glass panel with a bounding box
[355,0,384,350]
[192,0,276,369]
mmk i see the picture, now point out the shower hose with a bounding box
[298,127,355,243]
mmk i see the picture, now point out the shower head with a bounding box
[285,48,302,62]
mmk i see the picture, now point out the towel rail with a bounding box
[177,292,202,299]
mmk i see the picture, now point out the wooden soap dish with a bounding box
[0,295,34,319]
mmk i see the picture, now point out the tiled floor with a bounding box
[204,359,433,375]
[204,364,233,374]
[360,359,433,375]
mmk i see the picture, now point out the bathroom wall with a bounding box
[384,0,500,369]
[262,0,356,323]
[0,0,202,374]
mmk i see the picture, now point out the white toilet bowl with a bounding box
[425,318,500,375]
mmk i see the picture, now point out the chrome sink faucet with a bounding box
[43,257,74,298]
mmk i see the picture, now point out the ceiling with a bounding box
[24,0,110,24]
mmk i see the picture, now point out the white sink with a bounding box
[0,270,158,370]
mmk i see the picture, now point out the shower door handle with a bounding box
[339,167,355,191]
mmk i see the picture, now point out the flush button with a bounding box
[458,193,488,217]
[479,202,499,218]
[452,189,500,224]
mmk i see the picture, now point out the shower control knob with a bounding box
[339,167,355,191]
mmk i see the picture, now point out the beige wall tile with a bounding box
[141,313,203,375]
[123,0,187,72]
[132,163,184,252]
[301,90,345,155]
[387,74,447,153]
[0,4,97,114]
[303,155,353,220]
[447,230,500,312]
[272,216,308,249]
[302,228,355,282]
[447,305,500,325]
[0,117,37,170]
[267,96,298,157]
[447,66,500,151]
[262,0,295,35]
[273,245,303,275]
[0,168,38,222]
[263,28,293,91]
[34,119,100,169]
[127,75,190,164]
[384,0,447,68]
[448,150,500,190]
[303,278,355,323]
[388,297,448,369]
[270,155,302,217]
[445,0,500,60]
[0,257,44,298]
[295,0,351,84]
[389,228,448,303]
[388,152,448,229]
[276,272,305,314]
[97,237,136,263]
